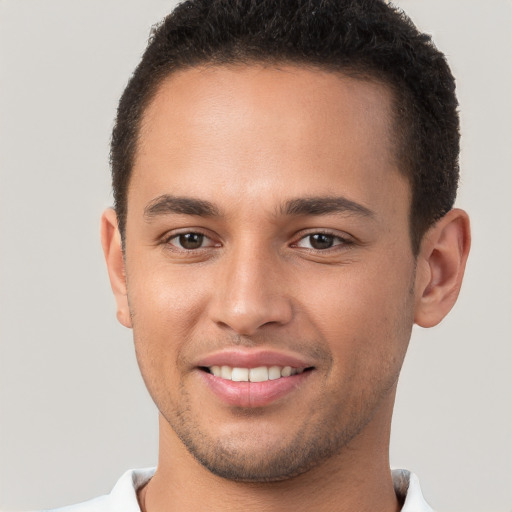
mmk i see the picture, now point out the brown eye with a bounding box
[308,233,334,250]
[170,233,205,250]
[295,232,349,250]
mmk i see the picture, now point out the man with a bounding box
[52,0,470,510]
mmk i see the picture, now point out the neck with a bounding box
[138,397,400,512]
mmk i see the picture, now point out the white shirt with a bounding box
[42,467,433,512]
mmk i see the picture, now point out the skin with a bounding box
[102,65,470,512]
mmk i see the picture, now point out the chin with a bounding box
[165,405,372,483]
[185,439,326,483]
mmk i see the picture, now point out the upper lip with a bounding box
[194,349,314,369]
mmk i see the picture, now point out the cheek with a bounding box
[126,261,211,389]
[129,259,208,330]
[298,256,415,376]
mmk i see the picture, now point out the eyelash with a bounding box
[163,230,354,253]
[292,231,354,251]
[164,231,218,251]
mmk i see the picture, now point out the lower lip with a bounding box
[197,370,312,408]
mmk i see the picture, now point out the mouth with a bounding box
[199,365,313,382]
[195,354,315,408]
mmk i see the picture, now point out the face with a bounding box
[121,65,417,481]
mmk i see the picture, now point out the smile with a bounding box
[204,365,307,382]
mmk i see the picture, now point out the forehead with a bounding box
[130,64,408,221]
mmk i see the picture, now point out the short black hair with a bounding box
[111,0,459,254]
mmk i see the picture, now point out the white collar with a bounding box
[392,469,434,512]
[49,467,433,511]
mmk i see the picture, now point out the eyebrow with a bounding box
[143,194,374,221]
[281,196,374,218]
[144,195,220,220]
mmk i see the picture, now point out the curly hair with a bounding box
[111,0,459,254]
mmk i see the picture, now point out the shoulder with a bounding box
[36,468,155,512]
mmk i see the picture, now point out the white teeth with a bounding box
[221,365,232,380]
[231,367,249,382]
[249,366,269,382]
[268,366,282,380]
[208,365,307,382]
[281,366,292,377]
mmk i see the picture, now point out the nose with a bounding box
[209,243,294,336]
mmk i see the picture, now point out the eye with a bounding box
[167,232,214,250]
[295,233,348,250]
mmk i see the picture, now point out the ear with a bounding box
[100,208,132,328]
[414,208,471,328]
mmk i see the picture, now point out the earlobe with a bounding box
[100,208,132,329]
[414,208,471,328]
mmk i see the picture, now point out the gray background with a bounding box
[0,1,511,511]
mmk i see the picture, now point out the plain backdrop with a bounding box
[0,1,511,511]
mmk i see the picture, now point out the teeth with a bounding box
[207,365,306,382]
[281,366,292,377]
[249,366,268,382]
[221,365,232,380]
[231,367,249,382]
[268,366,281,380]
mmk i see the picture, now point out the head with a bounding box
[111,0,460,255]
[102,0,470,484]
